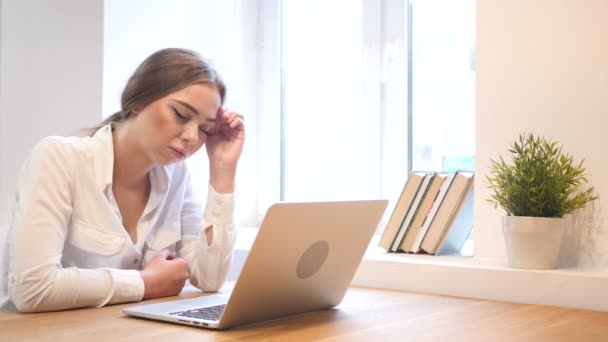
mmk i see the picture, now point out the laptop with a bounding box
[123,199,388,330]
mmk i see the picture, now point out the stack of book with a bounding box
[378,170,474,255]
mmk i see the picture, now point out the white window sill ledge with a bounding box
[234,227,608,312]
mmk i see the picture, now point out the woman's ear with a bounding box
[130,107,142,117]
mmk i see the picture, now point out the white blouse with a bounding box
[0,124,237,312]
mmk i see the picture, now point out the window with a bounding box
[282,1,383,201]
[410,0,476,172]
[267,0,410,226]
[262,0,475,230]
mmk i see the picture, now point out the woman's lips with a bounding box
[169,147,187,159]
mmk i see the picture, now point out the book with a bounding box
[389,174,433,252]
[409,172,455,253]
[420,171,474,255]
[378,172,427,250]
[435,181,474,255]
[398,172,449,253]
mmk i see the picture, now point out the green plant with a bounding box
[485,133,598,218]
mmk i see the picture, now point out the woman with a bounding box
[1,48,245,312]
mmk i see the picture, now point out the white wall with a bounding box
[0,0,104,225]
[104,0,259,225]
[475,0,608,267]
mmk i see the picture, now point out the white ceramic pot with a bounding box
[502,216,566,270]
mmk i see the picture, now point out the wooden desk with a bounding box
[1,286,607,341]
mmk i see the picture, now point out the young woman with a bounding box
[1,48,245,312]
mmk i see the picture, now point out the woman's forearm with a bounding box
[209,163,237,194]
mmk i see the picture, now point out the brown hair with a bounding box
[93,48,225,133]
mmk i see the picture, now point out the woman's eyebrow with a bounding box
[172,99,216,122]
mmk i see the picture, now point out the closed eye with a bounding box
[173,105,213,136]
[172,107,188,122]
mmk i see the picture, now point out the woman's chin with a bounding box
[153,149,188,166]
[158,158,181,166]
[153,154,180,166]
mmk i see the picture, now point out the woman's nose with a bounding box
[182,124,199,146]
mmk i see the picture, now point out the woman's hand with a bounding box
[139,249,189,299]
[205,107,245,193]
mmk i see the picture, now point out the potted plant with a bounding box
[485,133,598,269]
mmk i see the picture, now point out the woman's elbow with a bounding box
[14,303,39,313]
[197,279,223,293]
[10,291,41,313]
[193,274,229,293]
[9,280,54,313]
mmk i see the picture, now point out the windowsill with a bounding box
[235,226,608,312]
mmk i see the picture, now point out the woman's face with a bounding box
[131,83,221,165]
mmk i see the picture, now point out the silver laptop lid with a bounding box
[217,199,387,329]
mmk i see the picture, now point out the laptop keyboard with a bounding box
[170,304,226,321]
